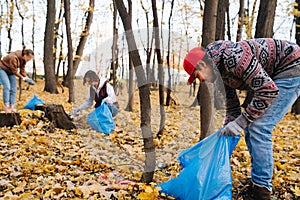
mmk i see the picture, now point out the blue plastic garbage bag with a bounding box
[158,129,240,200]
[86,102,115,134]
[24,94,45,110]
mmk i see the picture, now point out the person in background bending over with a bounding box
[70,70,119,118]
[183,38,300,200]
[0,47,35,112]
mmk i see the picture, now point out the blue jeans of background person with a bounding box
[107,103,119,117]
[0,68,17,106]
[244,76,300,191]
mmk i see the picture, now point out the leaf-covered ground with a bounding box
[0,79,299,199]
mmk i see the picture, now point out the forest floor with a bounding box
[0,79,299,199]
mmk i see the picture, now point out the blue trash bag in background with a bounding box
[24,94,45,110]
[158,129,240,200]
[87,102,115,134]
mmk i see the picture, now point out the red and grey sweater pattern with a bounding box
[206,38,300,124]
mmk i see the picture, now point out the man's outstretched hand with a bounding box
[219,121,243,136]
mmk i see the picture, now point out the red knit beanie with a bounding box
[183,47,206,84]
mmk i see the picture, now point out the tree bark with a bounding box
[166,0,175,107]
[236,0,245,41]
[255,0,277,38]
[7,0,14,52]
[44,0,58,94]
[199,0,218,140]
[35,104,76,130]
[115,0,155,184]
[111,0,119,87]
[31,0,37,81]
[63,0,94,88]
[215,0,228,41]
[125,0,134,112]
[54,0,64,80]
[293,0,300,114]
[15,0,25,101]
[0,113,21,127]
[151,0,165,139]
[64,0,75,102]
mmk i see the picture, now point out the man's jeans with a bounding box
[244,76,300,191]
[0,68,17,105]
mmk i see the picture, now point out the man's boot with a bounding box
[240,180,271,200]
[252,184,271,200]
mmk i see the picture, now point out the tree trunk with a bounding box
[293,0,300,114]
[7,0,14,52]
[255,0,277,38]
[31,0,37,81]
[152,0,165,139]
[64,0,75,103]
[63,0,94,88]
[166,0,175,107]
[140,0,153,84]
[125,59,134,111]
[215,0,228,41]
[44,0,58,94]
[15,0,25,100]
[236,0,245,41]
[111,0,119,87]
[125,0,134,112]
[53,0,64,80]
[202,1,217,47]
[199,0,218,140]
[292,97,300,114]
[115,0,155,184]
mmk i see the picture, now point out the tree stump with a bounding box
[35,104,76,130]
[0,112,21,127]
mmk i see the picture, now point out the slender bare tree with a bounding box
[6,0,14,52]
[15,0,25,100]
[63,0,95,88]
[199,0,218,140]
[255,0,277,38]
[166,0,175,107]
[115,0,155,184]
[236,0,245,41]
[111,0,119,88]
[64,0,75,102]
[44,0,58,94]
[292,0,300,114]
[151,0,165,139]
[215,0,228,41]
[125,0,134,111]
[31,0,37,81]
[54,0,64,80]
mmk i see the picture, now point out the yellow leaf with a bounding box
[75,187,83,196]
[291,185,300,196]
[275,162,285,170]
[43,190,52,198]
[19,192,33,199]
[12,181,27,193]
[138,192,158,200]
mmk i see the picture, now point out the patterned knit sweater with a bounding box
[206,38,300,126]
